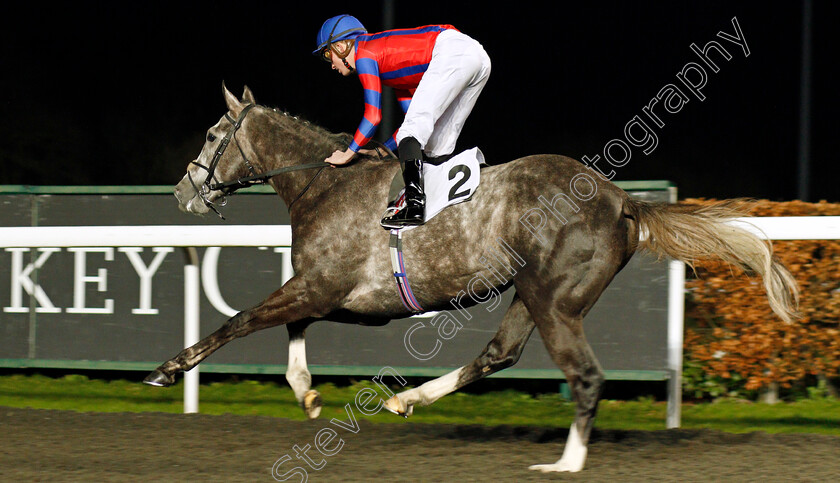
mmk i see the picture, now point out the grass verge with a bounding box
[1,374,838,435]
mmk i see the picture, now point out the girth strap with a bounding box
[389,229,424,313]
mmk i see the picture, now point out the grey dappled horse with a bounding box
[145,85,798,473]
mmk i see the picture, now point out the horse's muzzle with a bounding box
[174,174,210,215]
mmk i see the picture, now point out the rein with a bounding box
[189,103,327,219]
[209,161,327,197]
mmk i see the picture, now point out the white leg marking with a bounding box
[285,338,312,403]
[413,367,465,405]
[286,337,321,419]
[384,367,465,416]
[528,423,588,473]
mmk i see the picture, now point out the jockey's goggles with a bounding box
[320,41,354,63]
[319,47,333,62]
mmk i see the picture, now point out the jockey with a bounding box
[314,14,491,228]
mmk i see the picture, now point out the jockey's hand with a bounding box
[356,148,381,158]
[325,148,356,167]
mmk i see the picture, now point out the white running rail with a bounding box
[2,218,838,419]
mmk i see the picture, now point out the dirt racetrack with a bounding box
[1,406,838,482]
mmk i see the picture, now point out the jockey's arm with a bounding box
[326,57,385,166]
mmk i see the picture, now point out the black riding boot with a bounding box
[381,138,426,229]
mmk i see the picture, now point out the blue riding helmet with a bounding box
[313,14,367,55]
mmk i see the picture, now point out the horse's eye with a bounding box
[207,133,216,142]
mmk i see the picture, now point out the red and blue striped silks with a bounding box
[349,25,457,153]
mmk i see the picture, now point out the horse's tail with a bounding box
[625,198,800,322]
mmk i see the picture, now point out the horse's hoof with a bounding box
[383,395,413,418]
[303,390,322,419]
[143,370,175,387]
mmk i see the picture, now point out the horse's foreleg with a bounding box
[527,313,604,474]
[143,276,325,387]
[143,308,261,386]
[384,294,534,416]
[285,322,322,419]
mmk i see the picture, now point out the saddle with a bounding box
[383,147,486,232]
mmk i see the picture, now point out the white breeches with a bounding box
[396,29,492,158]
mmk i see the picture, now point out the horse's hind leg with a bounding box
[527,310,604,473]
[384,293,535,416]
[285,322,322,419]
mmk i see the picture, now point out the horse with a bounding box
[144,84,799,473]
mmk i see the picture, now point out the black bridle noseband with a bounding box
[188,104,326,219]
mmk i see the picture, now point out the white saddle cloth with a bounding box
[388,147,485,231]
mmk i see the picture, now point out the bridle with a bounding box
[188,103,327,219]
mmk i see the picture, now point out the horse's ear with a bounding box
[242,85,256,105]
[222,81,243,117]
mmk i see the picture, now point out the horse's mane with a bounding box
[261,105,339,140]
[260,104,397,163]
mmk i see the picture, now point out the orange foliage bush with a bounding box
[684,199,840,395]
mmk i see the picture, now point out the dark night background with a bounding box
[1,1,835,201]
